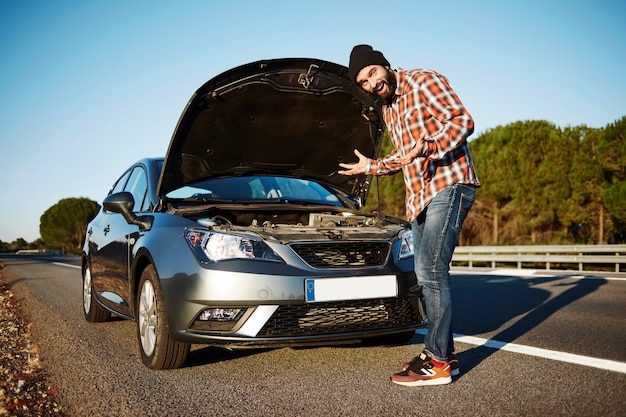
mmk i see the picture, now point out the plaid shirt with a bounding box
[365,68,480,221]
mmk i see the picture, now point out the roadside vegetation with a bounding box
[1,198,99,255]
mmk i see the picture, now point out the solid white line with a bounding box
[52,262,80,269]
[451,268,626,281]
[416,329,626,374]
[569,275,626,281]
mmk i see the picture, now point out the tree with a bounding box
[603,182,626,230]
[469,125,519,244]
[9,238,29,252]
[507,120,570,243]
[597,116,626,242]
[564,126,606,243]
[40,197,100,254]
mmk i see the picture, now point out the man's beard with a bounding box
[380,69,397,104]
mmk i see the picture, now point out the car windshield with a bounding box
[165,176,346,207]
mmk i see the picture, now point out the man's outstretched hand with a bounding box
[338,149,368,176]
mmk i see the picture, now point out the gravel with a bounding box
[0,262,64,416]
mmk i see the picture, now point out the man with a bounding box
[339,45,480,386]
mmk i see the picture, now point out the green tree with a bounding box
[7,238,28,252]
[469,125,519,244]
[507,120,569,243]
[603,182,626,228]
[564,126,606,242]
[40,197,100,254]
[597,116,626,241]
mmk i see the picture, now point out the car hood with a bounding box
[158,58,385,200]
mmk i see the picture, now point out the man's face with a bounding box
[355,64,396,102]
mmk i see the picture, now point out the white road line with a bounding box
[451,268,626,281]
[568,275,626,281]
[52,262,80,269]
[494,270,626,282]
[416,329,626,374]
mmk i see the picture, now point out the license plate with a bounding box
[305,275,397,303]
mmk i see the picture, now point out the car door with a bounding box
[90,165,149,318]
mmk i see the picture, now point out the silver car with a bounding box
[82,58,426,370]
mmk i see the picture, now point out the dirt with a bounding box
[0,262,64,416]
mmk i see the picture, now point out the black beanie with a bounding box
[349,44,390,82]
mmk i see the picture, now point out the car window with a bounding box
[110,169,132,196]
[166,176,343,206]
[274,177,339,203]
[124,166,149,212]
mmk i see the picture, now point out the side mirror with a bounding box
[102,192,153,231]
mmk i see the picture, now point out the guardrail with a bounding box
[451,245,626,273]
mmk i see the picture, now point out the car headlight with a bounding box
[398,228,414,260]
[185,229,283,263]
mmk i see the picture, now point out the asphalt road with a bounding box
[2,254,625,417]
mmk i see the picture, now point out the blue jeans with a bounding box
[412,183,475,362]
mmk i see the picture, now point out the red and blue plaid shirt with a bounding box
[365,68,480,221]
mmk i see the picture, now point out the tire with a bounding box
[83,265,111,322]
[136,265,190,370]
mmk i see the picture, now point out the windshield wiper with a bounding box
[163,195,234,204]
[253,198,335,206]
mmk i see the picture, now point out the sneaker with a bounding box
[403,352,460,377]
[391,351,452,387]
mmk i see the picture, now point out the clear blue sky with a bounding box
[1,0,625,243]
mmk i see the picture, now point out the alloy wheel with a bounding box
[83,268,92,314]
[138,280,157,357]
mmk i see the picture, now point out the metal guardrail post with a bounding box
[579,252,583,271]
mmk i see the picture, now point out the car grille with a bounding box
[256,297,421,338]
[289,241,390,268]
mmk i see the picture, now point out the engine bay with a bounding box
[167,202,406,242]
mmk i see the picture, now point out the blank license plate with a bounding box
[305,275,397,303]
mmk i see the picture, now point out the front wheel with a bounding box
[136,265,190,370]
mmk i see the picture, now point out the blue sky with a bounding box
[1,0,625,243]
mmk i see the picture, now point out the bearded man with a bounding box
[339,44,480,387]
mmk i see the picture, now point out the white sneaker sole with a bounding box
[391,376,453,387]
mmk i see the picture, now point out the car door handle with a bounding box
[103,225,110,235]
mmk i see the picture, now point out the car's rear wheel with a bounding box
[83,265,111,322]
[137,265,190,370]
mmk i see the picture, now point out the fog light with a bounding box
[199,308,243,322]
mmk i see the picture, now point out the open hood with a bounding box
[158,58,385,201]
